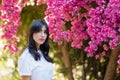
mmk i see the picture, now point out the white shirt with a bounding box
[18,48,54,80]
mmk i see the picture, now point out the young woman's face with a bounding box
[33,26,47,47]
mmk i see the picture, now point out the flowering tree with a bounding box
[0,0,22,53]
[45,0,120,59]
[45,0,120,80]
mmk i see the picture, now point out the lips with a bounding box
[39,38,45,42]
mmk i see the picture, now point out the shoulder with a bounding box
[18,48,34,76]
[18,48,33,64]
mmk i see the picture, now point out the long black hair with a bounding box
[28,20,53,63]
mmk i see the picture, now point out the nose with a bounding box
[41,32,46,37]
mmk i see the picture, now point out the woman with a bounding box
[18,20,54,80]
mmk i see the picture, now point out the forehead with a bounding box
[41,26,47,30]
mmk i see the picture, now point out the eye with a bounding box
[39,29,42,32]
[36,29,42,33]
[44,30,47,34]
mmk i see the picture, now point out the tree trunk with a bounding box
[81,49,86,80]
[61,42,74,80]
[104,45,120,80]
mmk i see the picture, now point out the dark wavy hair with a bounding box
[28,20,53,63]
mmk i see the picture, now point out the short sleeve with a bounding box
[18,54,32,76]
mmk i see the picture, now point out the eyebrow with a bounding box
[40,28,47,31]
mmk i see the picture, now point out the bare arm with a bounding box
[21,76,31,80]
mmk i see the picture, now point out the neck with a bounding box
[36,44,40,50]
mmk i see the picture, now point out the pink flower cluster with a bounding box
[85,0,120,56]
[45,0,91,47]
[45,0,120,62]
[0,0,48,53]
[0,0,22,53]
[1,0,120,67]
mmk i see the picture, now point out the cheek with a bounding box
[45,35,47,39]
[33,34,38,41]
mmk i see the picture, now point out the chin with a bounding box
[39,42,44,45]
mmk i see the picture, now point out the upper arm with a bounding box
[21,76,31,80]
[18,50,33,80]
[18,53,32,76]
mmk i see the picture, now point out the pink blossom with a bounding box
[58,41,62,45]
[103,44,109,51]
[95,54,100,60]
[118,55,120,58]
[117,59,120,65]
[101,51,106,56]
